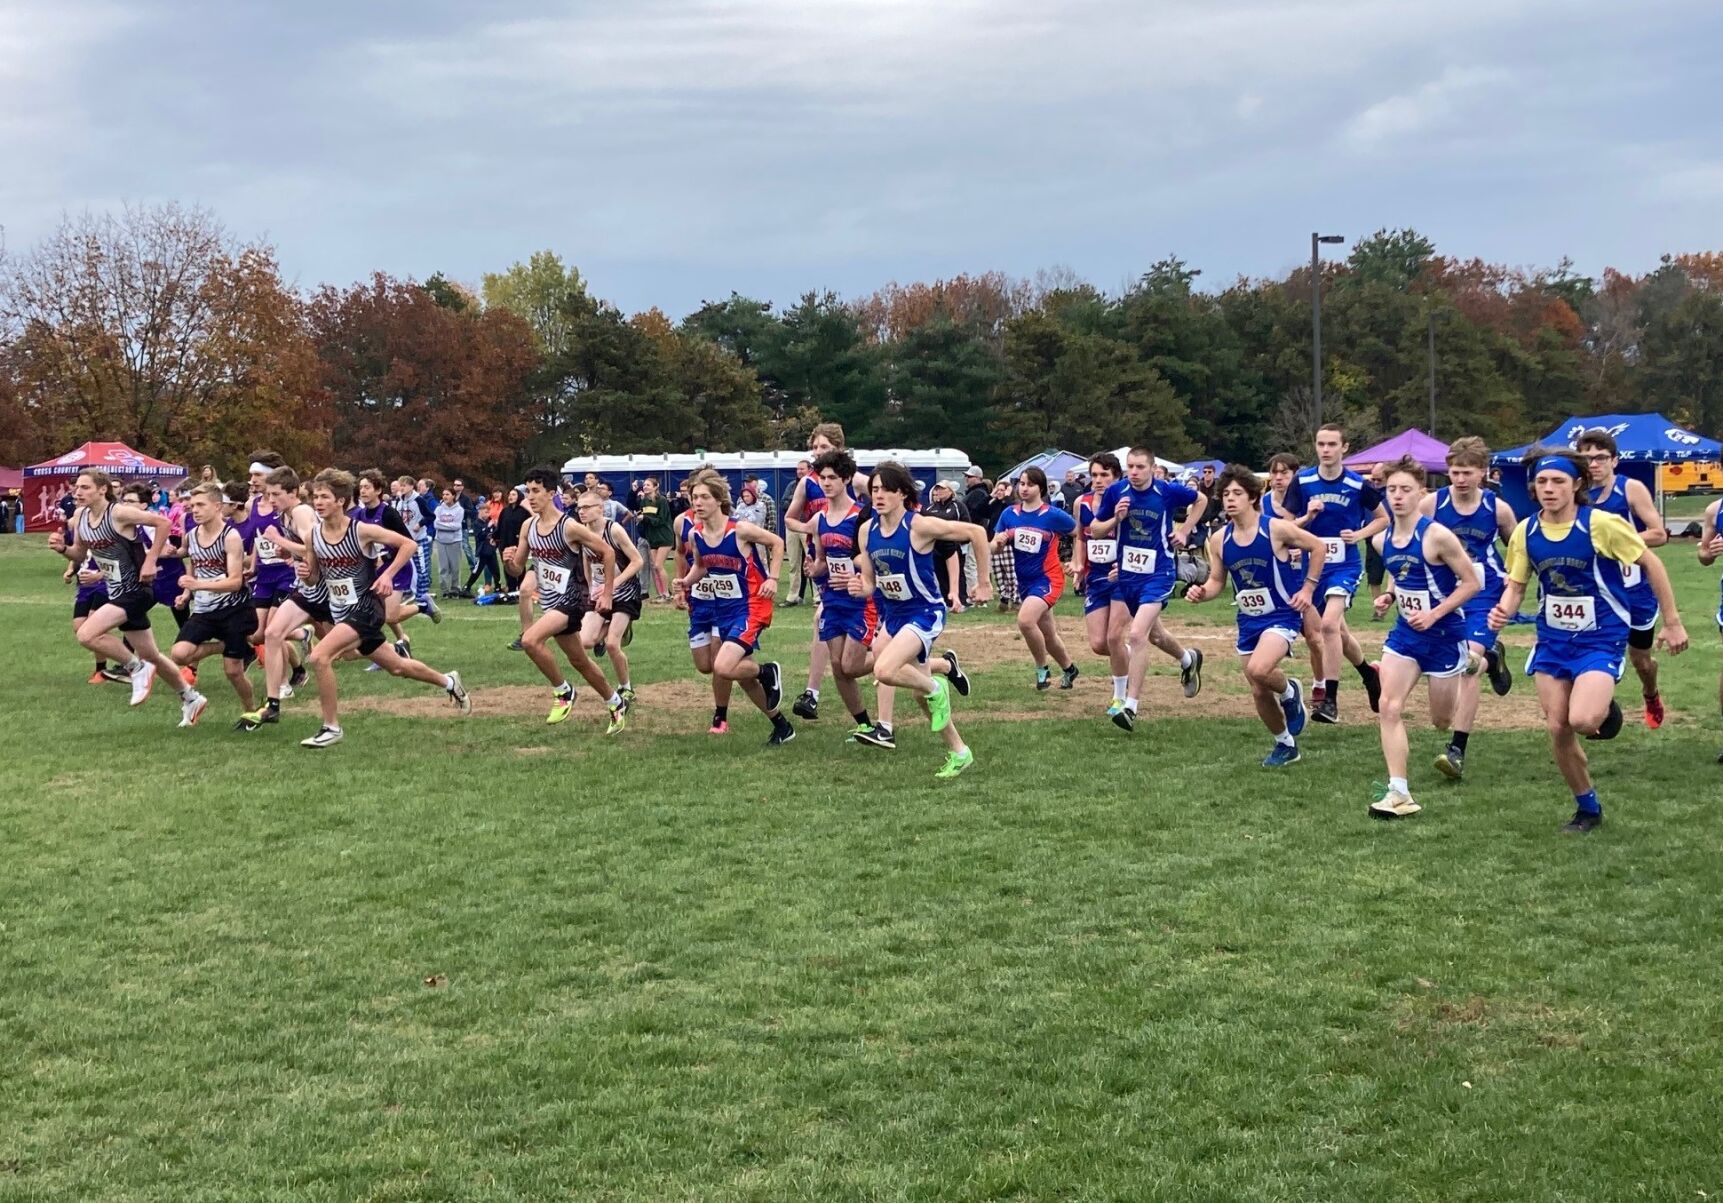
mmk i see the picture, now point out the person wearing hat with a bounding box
[963,466,988,602]
[924,479,971,612]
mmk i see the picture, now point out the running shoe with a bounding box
[1261,742,1301,768]
[178,691,208,728]
[593,641,606,659]
[364,661,384,672]
[301,725,344,749]
[1281,678,1307,738]
[760,661,784,713]
[128,660,157,707]
[180,665,197,687]
[1181,648,1204,698]
[1112,706,1135,732]
[1586,699,1624,742]
[934,747,975,779]
[709,718,730,736]
[619,686,636,705]
[792,690,820,721]
[1361,661,1383,713]
[394,639,411,659]
[1561,809,1603,834]
[852,722,896,750]
[1059,664,1080,690]
[1035,666,1052,691]
[1313,697,1340,725]
[1434,746,1465,780]
[606,698,629,736]
[233,707,278,732]
[848,721,880,742]
[767,721,796,746]
[280,681,296,699]
[1485,646,1512,697]
[508,637,525,652]
[928,678,952,733]
[1369,783,1421,820]
[1105,698,1125,719]
[547,692,574,724]
[288,664,308,691]
[1644,693,1664,730]
[87,669,108,685]
[446,670,471,714]
[425,598,443,624]
[99,665,131,683]
[944,650,971,697]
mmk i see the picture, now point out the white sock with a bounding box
[606,691,621,707]
[1180,649,1195,669]
[126,657,145,673]
[1276,729,1295,747]
[1282,680,1298,701]
[1112,675,1128,700]
[1389,776,1409,795]
[808,688,820,700]
[1125,697,1138,712]
[554,680,572,696]
[180,686,195,700]
[442,673,455,691]
[620,681,631,692]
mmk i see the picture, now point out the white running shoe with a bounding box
[178,691,208,728]
[280,681,296,699]
[301,725,344,749]
[447,670,471,714]
[128,660,157,707]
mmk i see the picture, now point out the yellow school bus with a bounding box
[1660,461,1722,494]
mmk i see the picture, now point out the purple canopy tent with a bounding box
[1343,429,1449,474]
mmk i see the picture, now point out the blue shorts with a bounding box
[1083,572,1115,615]
[1627,584,1659,632]
[1383,625,1469,677]
[881,603,945,663]
[1236,620,1300,658]
[1526,638,1626,682]
[1316,561,1361,601]
[1463,587,1503,652]
[710,597,772,655]
[1112,572,1174,615]
[1019,575,1065,608]
[687,600,720,649]
[819,597,878,646]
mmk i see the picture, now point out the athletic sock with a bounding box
[714,706,728,723]
[1451,730,1470,753]
[1125,697,1139,713]
[1180,649,1195,669]
[442,673,456,691]
[1325,679,1340,702]
[1112,675,1128,700]
[1389,776,1409,796]
[96,660,109,671]
[1575,788,1601,816]
[606,691,621,708]
[1356,660,1374,678]
[853,710,871,726]
[1281,680,1298,701]
[179,685,195,700]
[1276,729,1295,747]
[554,681,573,697]
[807,688,820,701]
[265,697,280,713]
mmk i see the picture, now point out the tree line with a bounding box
[2,203,1719,486]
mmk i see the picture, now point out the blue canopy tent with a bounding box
[1491,413,1722,518]
[1183,458,1227,475]
[998,449,1089,486]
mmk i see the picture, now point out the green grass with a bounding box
[2,534,1721,1202]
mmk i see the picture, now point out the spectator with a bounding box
[670,483,692,521]
[786,460,813,601]
[596,481,629,527]
[751,474,777,534]
[924,480,970,612]
[635,476,675,601]
[494,488,530,594]
[733,482,768,528]
[962,464,989,601]
[57,486,76,519]
[451,477,480,571]
[984,478,1018,609]
[1060,468,1084,512]
[462,504,503,595]
[198,464,217,483]
[433,488,466,596]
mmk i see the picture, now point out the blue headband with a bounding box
[1534,455,1579,479]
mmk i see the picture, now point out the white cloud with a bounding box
[1342,65,1512,151]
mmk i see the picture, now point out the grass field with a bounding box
[3,533,1721,1202]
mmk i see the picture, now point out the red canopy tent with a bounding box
[21,442,187,532]
[0,465,22,491]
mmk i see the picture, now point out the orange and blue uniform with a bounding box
[815,500,879,646]
[995,503,1077,606]
[1077,491,1116,614]
[693,518,773,653]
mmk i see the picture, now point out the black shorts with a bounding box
[290,591,334,626]
[548,592,591,625]
[604,591,643,622]
[73,593,105,620]
[1628,624,1655,651]
[646,530,674,551]
[336,611,388,656]
[112,592,156,632]
[178,605,257,661]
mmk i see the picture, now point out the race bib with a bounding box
[1621,562,1643,588]
[827,557,856,581]
[1544,595,1596,632]
[1322,537,1346,565]
[1235,587,1272,617]
[1394,587,1432,616]
[328,578,359,608]
[878,572,912,601]
[691,577,718,601]
[1472,561,1486,587]
[94,556,122,587]
[1121,546,1157,575]
[1086,539,1117,565]
[537,562,571,596]
[709,575,744,600]
[1013,527,1043,554]
[256,533,280,565]
[589,563,606,590]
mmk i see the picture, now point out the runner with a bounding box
[1086,446,1206,731]
[672,467,735,733]
[1279,424,1388,723]
[355,469,423,664]
[1364,458,1483,819]
[849,460,992,776]
[503,467,627,734]
[243,459,310,693]
[55,506,128,684]
[805,449,883,742]
[1699,497,1723,764]
[993,466,1079,691]
[786,422,869,722]
[297,468,472,748]
[1071,453,1127,712]
[235,466,327,732]
[168,483,255,725]
[1184,464,1323,766]
[1421,437,1519,781]
[1488,448,1688,832]
[1577,429,1671,728]
[577,489,644,703]
[48,469,206,722]
[677,475,795,745]
[1264,452,1328,702]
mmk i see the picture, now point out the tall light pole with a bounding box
[1427,297,1437,436]
[1311,233,1344,428]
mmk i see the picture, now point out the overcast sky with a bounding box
[4,0,1719,316]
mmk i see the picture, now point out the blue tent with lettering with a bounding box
[1491,413,1721,517]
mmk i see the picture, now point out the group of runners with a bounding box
[46,419,1717,830]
